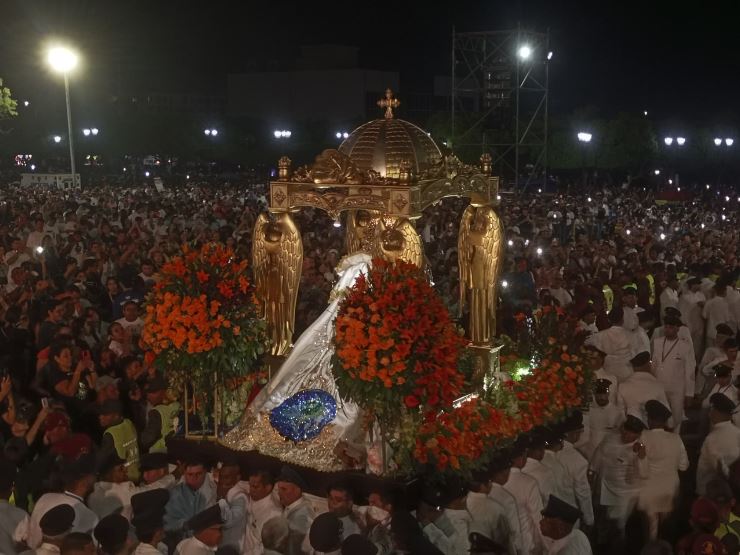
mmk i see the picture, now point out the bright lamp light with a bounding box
[47,46,78,73]
[518,45,532,60]
[53,135,62,143]
[726,138,734,146]
[664,137,673,146]
[714,137,723,146]
[82,128,91,136]
[577,132,592,143]
[676,136,686,146]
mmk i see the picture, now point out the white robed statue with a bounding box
[223,253,372,471]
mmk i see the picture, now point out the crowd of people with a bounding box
[2,175,740,554]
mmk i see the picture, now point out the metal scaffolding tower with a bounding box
[451,27,550,189]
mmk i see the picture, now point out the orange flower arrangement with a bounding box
[332,258,468,422]
[142,243,267,410]
[413,309,591,476]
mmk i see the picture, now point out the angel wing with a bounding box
[345,210,362,255]
[275,213,303,334]
[252,213,270,319]
[479,206,505,312]
[396,219,424,268]
[457,205,475,317]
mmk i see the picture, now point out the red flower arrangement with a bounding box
[332,258,468,422]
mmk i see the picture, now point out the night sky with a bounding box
[0,0,738,122]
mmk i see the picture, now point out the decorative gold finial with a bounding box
[278,156,292,180]
[480,153,492,175]
[377,88,400,119]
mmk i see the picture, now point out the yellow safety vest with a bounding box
[646,274,656,306]
[603,285,614,313]
[150,401,181,453]
[105,418,140,482]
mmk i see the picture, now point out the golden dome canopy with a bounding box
[338,89,441,179]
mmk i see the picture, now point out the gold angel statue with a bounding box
[458,205,504,346]
[253,213,303,356]
[375,217,424,268]
[345,209,379,255]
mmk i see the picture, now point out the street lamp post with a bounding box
[47,46,79,187]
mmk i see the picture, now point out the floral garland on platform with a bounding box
[142,243,267,428]
[413,305,593,477]
[332,258,469,423]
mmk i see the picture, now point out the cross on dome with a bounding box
[377,88,400,119]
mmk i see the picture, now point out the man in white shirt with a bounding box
[88,452,175,521]
[556,412,594,530]
[618,351,670,425]
[659,277,680,314]
[589,415,648,535]
[651,315,696,431]
[578,380,625,460]
[696,393,740,495]
[243,469,283,555]
[276,467,315,555]
[175,505,223,555]
[522,432,557,504]
[504,439,544,555]
[638,400,689,540]
[538,495,592,554]
[467,472,514,554]
[487,454,525,555]
[651,307,695,355]
[577,306,599,335]
[678,277,706,362]
[585,308,633,382]
[28,456,99,548]
[621,286,644,334]
[33,504,76,555]
[131,488,170,555]
[703,283,731,350]
[115,300,145,338]
[549,276,573,308]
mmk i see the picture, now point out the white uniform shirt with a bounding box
[585,326,633,381]
[590,432,648,507]
[660,287,679,313]
[577,404,625,460]
[283,496,315,554]
[638,428,689,513]
[594,368,620,407]
[522,457,555,504]
[618,372,670,425]
[679,290,706,335]
[28,492,98,548]
[133,543,167,554]
[1,499,29,555]
[696,420,740,494]
[88,475,176,521]
[703,296,730,340]
[556,442,594,526]
[651,325,694,353]
[488,483,524,555]
[244,491,283,555]
[542,451,575,507]
[541,528,593,554]
[175,536,217,554]
[652,337,695,396]
[466,492,512,553]
[622,306,641,332]
[504,468,543,555]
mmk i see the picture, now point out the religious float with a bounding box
[147,90,592,489]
